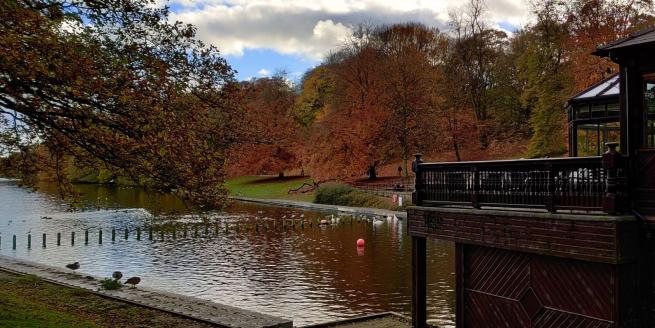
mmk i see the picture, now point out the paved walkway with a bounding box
[0,255,292,328]
[231,197,407,220]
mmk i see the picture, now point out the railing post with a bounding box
[602,142,621,214]
[546,163,555,212]
[412,153,423,206]
[472,167,480,209]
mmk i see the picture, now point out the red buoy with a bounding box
[356,238,365,247]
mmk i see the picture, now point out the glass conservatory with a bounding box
[567,73,621,156]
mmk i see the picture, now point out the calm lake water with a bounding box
[0,178,455,327]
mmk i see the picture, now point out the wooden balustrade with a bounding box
[413,146,627,213]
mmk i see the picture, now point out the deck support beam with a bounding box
[412,236,427,328]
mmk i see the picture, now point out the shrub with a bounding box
[99,278,122,290]
[314,183,397,209]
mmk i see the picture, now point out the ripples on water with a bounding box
[0,179,455,327]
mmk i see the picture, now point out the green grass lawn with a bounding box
[0,272,213,328]
[225,176,316,202]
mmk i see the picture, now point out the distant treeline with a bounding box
[226,0,655,181]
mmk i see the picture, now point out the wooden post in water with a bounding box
[124,228,128,240]
[225,222,229,234]
[183,224,188,238]
[149,227,153,241]
[160,228,164,241]
[71,231,75,246]
[99,230,102,244]
[85,230,89,245]
[112,228,116,242]
[42,233,46,248]
[194,224,198,238]
[214,223,218,236]
[57,233,61,246]
[137,227,141,241]
[13,235,16,250]
[27,234,31,249]
[204,224,208,236]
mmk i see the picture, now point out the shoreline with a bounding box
[231,196,407,219]
[0,255,292,328]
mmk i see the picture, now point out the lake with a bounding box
[0,179,455,327]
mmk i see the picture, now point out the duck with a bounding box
[125,276,141,288]
[66,262,80,271]
[112,271,123,281]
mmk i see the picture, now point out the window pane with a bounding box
[645,81,655,147]
[591,104,606,118]
[600,122,621,153]
[576,105,590,119]
[606,102,620,117]
[577,124,600,156]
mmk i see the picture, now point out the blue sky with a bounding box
[165,0,530,82]
[225,49,319,82]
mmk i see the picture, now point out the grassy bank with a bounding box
[314,183,401,210]
[225,176,316,202]
[0,271,214,328]
[226,176,400,210]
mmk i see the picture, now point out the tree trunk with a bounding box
[367,165,377,180]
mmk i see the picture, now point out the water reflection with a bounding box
[0,179,455,327]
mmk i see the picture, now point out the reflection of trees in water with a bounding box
[36,183,191,215]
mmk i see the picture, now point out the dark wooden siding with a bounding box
[407,207,638,264]
[459,245,640,327]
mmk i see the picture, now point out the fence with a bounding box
[0,216,381,250]
[414,150,627,213]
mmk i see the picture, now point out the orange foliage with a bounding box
[227,77,300,177]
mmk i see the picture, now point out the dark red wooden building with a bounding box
[409,28,655,327]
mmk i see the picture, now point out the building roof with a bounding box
[594,26,655,57]
[569,73,620,103]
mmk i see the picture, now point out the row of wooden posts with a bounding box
[0,216,374,250]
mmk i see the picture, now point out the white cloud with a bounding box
[167,0,532,61]
[257,68,270,76]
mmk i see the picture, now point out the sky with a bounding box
[163,0,533,82]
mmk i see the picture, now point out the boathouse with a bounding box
[409,28,655,327]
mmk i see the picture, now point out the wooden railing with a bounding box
[413,144,627,213]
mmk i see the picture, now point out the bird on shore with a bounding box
[125,276,141,288]
[66,262,80,271]
[112,271,123,281]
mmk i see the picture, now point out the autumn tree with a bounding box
[448,0,509,148]
[227,76,300,178]
[377,23,447,175]
[294,66,336,127]
[520,1,572,158]
[562,0,655,91]
[0,0,238,206]
[302,34,390,181]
